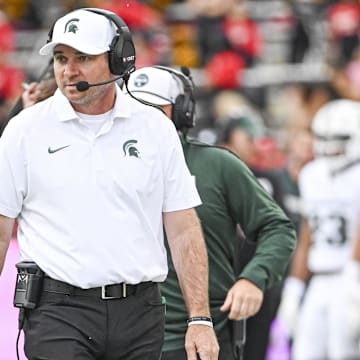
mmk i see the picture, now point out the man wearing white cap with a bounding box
[127,65,296,360]
[0,8,219,360]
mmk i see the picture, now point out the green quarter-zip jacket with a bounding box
[162,136,296,351]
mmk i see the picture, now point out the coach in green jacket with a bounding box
[127,66,296,360]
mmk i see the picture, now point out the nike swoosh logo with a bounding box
[48,145,70,154]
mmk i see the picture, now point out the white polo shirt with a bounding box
[0,87,201,288]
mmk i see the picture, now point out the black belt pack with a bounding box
[14,261,44,309]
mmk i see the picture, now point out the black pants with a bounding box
[244,284,281,360]
[23,283,165,360]
[235,238,282,360]
[161,323,235,360]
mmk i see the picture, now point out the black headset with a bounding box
[46,8,136,78]
[153,65,196,131]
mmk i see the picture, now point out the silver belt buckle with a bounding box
[101,283,127,299]
[101,285,116,300]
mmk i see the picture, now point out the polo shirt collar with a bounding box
[112,85,132,120]
[54,85,132,122]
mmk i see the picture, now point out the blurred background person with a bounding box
[1,59,56,135]
[189,0,263,90]
[217,112,285,208]
[326,0,360,68]
[277,129,314,235]
[126,65,296,360]
[217,112,289,360]
[0,9,25,131]
[276,99,360,360]
[266,129,314,360]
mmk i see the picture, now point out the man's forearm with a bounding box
[176,226,210,317]
[165,209,211,317]
[0,215,15,274]
[290,219,311,281]
[240,218,296,290]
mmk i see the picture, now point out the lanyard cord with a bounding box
[16,308,25,360]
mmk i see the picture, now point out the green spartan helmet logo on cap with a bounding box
[64,18,79,34]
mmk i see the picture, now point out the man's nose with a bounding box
[63,60,80,77]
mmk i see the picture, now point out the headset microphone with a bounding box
[76,76,124,92]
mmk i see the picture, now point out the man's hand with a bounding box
[22,78,57,109]
[185,324,219,360]
[220,278,264,320]
[22,82,41,108]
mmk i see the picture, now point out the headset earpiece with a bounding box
[85,9,136,77]
[172,93,195,130]
[173,94,186,129]
[153,65,195,130]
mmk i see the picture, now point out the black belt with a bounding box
[42,277,155,299]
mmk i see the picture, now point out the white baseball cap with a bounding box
[127,67,183,106]
[39,9,116,56]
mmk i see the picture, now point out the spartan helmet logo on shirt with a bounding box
[64,18,79,34]
[123,140,140,158]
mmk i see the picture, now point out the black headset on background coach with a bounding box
[127,64,196,130]
[154,65,196,131]
[46,7,136,91]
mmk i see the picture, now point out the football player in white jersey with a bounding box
[275,99,360,360]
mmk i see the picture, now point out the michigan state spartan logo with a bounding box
[123,140,140,158]
[64,18,79,34]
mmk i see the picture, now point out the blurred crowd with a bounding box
[0,0,360,163]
